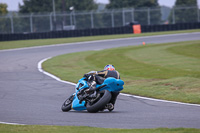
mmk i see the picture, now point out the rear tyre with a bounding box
[61,95,74,112]
[86,90,111,113]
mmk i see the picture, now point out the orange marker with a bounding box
[143,42,146,45]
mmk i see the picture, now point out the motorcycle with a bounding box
[61,77,124,113]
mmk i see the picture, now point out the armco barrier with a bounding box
[0,22,200,41]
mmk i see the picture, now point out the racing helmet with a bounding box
[104,64,115,71]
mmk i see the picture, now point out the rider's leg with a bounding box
[110,92,120,105]
[105,92,119,111]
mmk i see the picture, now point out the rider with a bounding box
[83,64,120,110]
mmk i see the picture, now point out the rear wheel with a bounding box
[86,90,111,113]
[61,95,74,112]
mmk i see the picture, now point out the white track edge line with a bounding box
[120,93,200,107]
[38,57,76,86]
[38,57,200,107]
[0,122,25,125]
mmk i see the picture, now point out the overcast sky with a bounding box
[0,0,200,11]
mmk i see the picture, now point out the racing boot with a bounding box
[106,103,114,112]
[106,92,119,111]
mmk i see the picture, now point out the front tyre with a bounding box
[61,95,74,112]
[86,90,111,113]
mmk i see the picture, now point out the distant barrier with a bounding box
[0,22,200,41]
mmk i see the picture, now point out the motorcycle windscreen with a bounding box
[72,96,86,111]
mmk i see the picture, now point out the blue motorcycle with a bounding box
[61,77,124,113]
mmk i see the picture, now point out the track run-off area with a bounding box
[0,32,200,129]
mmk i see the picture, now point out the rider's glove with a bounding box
[83,74,89,78]
[83,71,97,80]
[83,74,95,81]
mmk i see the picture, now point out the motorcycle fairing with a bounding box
[100,77,124,92]
[72,96,86,110]
[71,77,124,111]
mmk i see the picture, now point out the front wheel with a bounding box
[61,95,74,112]
[86,90,111,113]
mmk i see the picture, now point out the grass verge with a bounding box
[0,29,200,50]
[0,124,200,133]
[43,40,200,104]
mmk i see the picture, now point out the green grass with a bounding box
[43,40,200,104]
[0,29,200,50]
[1,124,200,133]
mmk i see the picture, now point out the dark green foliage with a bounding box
[19,0,97,13]
[0,3,8,15]
[0,3,9,33]
[0,17,11,33]
[18,0,98,31]
[106,0,161,25]
[19,0,52,13]
[106,0,159,9]
[168,0,198,23]
[56,0,97,12]
[175,0,197,6]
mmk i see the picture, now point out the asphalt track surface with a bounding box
[0,33,200,129]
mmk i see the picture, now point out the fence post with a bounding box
[50,12,53,31]
[197,6,199,22]
[111,10,114,27]
[91,11,94,28]
[30,13,33,32]
[122,8,125,26]
[70,12,73,26]
[10,14,14,33]
[131,8,135,22]
[52,0,56,22]
[172,7,176,24]
[73,11,76,28]
[147,8,150,25]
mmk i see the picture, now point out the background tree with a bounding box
[19,0,98,30]
[106,0,161,25]
[56,0,97,12]
[106,0,159,9]
[19,0,52,13]
[0,3,8,15]
[168,0,198,23]
[175,0,197,6]
[19,0,97,13]
[0,3,10,33]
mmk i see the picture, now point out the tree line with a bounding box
[0,0,197,14]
